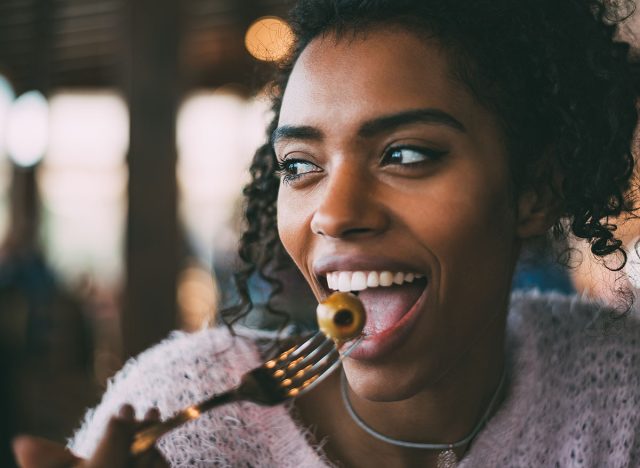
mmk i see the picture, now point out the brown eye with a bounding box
[316,292,366,342]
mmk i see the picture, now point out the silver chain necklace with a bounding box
[340,369,507,468]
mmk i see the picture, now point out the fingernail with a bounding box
[144,407,161,421]
[118,404,135,421]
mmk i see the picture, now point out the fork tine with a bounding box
[263,331,324,370]
[292,348,339,384]
[285,338,334,375]
[283,351,340,397]
[287,331,326,359]
[131,333,364,454]
[284,336,363,397]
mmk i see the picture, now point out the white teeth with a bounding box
[379,271,394,287]
[393,272,404,285]
[327,273,336,290]
[325,270,425,292]
[351,271,367,291]
[366,271,379,287]
[338,272,352,292]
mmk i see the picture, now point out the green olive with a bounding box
[316,292,366,342]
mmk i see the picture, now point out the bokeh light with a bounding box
[177,263,219,332]
[6,90,49,167]
[0,75,15,244]
[39,90,128,286]
[244,16,293,62]
[46,90,128,169]
[177,88,272,265]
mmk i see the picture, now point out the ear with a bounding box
[516,185,561,239]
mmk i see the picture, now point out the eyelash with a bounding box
[380,145,448,167]
[275,145,447,184]
[275,158,321,185]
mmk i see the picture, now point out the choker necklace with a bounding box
[340,369,507,468]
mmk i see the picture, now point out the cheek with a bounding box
[402,166,517,282]
[276,192,309,270]
[433,185,514,246]
[277,191,325,301]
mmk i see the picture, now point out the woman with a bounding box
[13,0,640,466]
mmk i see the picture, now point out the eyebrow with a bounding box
[270,125,323,147]
[270,108,466,147]
[359,108,466,137]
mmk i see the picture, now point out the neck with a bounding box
[294,302,511,468]
[342,367,507,450]
[343,313,508,464]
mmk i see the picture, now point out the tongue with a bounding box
[357,280,426,335]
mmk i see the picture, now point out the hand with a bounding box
[13,404,169,468]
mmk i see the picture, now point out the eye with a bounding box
[381,146,447,166]
[276,157,322,184]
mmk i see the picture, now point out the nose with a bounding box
[310,163,389,239]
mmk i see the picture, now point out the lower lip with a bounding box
[345,285,428,361]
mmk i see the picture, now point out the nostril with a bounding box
[313,226,374,238]
[342,227,374,237]
[313,224,380,239]
[310,194,389,239]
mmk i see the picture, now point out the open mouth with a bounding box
[324,270,428,336]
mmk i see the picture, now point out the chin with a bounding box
[342,358,436,402]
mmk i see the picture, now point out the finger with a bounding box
[133,407,161,437]
[142,408,160,422]
[118,404,135,421]
[134,448,170,468]
[86,415,137,468]
[12,435,83,468]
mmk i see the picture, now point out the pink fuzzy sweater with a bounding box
[69,292,640,467]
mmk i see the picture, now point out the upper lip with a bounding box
[312,254,427,278]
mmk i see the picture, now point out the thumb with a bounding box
[86,414,137,468]
[12,435,82,468]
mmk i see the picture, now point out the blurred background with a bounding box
[0,1,638,467]
[0,1,321,465]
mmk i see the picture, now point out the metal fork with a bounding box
[130,331,362,455]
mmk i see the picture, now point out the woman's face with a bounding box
[275,28,525,400]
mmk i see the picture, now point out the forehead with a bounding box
[278,28,480,131]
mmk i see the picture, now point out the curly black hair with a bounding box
[224,0,640,327]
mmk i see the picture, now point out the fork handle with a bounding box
[130,390,237,455]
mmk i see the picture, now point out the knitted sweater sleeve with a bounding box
[67,326,329,468]
[67,327,251,456]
